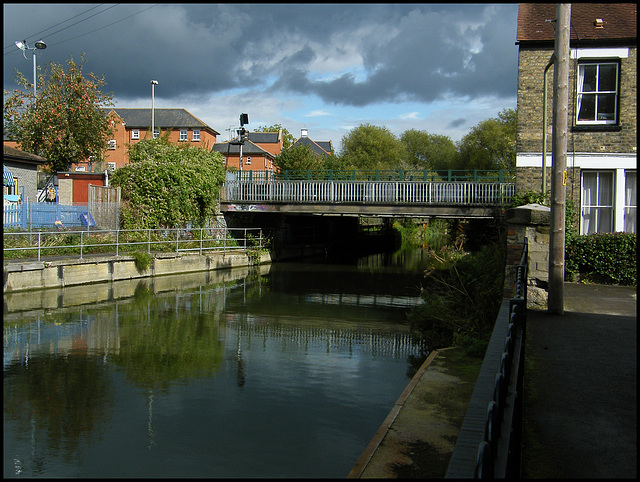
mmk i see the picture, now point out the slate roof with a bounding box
[517,3,637,44]
[103,108,220,134]
[211,140,275,158]
[293,136,333,157]
[3,145,47,164]
[247,132,280,144]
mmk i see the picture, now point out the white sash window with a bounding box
[576,61,618,124]
[624,171,636,234]
[581,170,614,234]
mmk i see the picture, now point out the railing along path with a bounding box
[446,238,528,478]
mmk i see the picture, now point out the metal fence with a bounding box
[222,180,515,206]
[446,238,528,478]
[231,169,515,183]
[3,226,264,262]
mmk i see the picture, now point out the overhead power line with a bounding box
[3,4,115,53]
[4,4,158,55]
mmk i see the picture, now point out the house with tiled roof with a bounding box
[70,108,220,172]
[212,131,279,173]
[515,3,636,234]
[292,129,333,157]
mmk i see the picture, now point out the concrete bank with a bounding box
[348,347,481,478]
[3,251,271,293]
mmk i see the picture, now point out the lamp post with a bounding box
[151,80,158,138]
[14,39,47,96]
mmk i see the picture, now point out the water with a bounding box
[4,249,430,478]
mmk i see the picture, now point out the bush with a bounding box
[566,232,636,285]
[409,242,505,356]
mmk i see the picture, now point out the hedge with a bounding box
[566,232,636,285]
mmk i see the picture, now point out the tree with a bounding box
[110,138,226,229]
[3,54,115,172]
[455,108,516,171]
[255,123,296,149]
[274,143,326,172]
[400,129,458,171]
[339,123,408,170]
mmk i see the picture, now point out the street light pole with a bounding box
[15,39,47,96]
[151,80,158,138]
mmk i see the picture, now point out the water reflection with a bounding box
[4,253,427,478]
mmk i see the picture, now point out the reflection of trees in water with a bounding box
[4,355,113,462]
[113,299,225,390]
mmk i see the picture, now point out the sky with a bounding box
[3,3,519,154]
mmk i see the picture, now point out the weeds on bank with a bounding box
[409,235,505,357]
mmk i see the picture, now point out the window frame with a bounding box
[624,170,637,234]
[179,129,188,141]
[131,129,140,140]
[192,129,200,142]
[581,170,615,235]
[576,60,620,126]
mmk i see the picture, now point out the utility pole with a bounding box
[548,3,571,315]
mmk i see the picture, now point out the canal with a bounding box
[4,248,432,478]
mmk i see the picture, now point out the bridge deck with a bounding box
[220,180,515,218]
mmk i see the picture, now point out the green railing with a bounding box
[230,169,515,183]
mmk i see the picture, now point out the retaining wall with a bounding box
[4,251,271,293]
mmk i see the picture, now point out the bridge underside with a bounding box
[220,202,498,219]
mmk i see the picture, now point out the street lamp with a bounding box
[15,39,47,96]
[151,80,158,138]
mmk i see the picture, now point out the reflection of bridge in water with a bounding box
[224,313,424,360]
[303,293,422,309]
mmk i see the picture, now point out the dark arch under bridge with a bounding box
[220,178,515,219]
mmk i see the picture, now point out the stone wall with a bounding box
[504,203,551,309]
[517,46,637,155]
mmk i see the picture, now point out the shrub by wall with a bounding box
[566,232,636,285]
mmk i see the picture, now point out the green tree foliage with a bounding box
[400,129,458,170]
[255,123,296,149]
[274,143,326,172]
[3,54,115,172]
[110,138,225,229]
[339,123,408,170]
[455,108,516,170]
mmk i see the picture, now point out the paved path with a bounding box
[522,283,637,478]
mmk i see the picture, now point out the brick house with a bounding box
[515,3,636,234]
[71,108,220,172]
[212,131,282,173]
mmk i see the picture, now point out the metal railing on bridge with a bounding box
[221,179,515,206]
[231,169,515,183]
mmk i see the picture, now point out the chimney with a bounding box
[301,128,308,137]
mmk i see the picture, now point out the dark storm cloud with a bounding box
[4,3,518,105]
